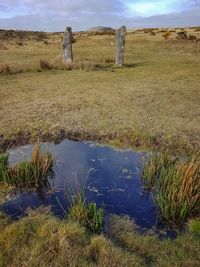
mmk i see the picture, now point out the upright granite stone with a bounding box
[63,27,73,64]
[115,26,126,66]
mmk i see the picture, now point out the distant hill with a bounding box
[87,26,114,32]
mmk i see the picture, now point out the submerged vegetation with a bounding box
[0,26,200,265]
[142,150,200,225]
[68,192,104,233]
[0,145,199,265]
[0,143,53,190]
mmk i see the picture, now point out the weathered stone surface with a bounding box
[115,26,126,66]
[63,27,73,64]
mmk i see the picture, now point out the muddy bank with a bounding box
[0,128,196,154]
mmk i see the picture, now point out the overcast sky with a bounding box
[0,0,200,31]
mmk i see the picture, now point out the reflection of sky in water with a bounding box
[2,140,156,229]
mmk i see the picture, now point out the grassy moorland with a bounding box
[0,28,200,266]
[0,208,199,267]
[0,28,200,151]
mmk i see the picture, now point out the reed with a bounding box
[142,150,176,190]
[31,143,53,179]
[68,191,104,233]
[0,144,53,190]
[142,150,200,225]
[0,153,9,183]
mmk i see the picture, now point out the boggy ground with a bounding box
[0,28,200,265]
[0,28,200,152]
[0,208,200,267]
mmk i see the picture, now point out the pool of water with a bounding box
[1,140,158,229]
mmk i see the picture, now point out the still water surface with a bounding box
[1,140,158,229]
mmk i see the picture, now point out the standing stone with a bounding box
[63,27,73,64]
[115,26,126,66]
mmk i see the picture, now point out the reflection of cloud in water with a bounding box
[52,141,93,189]
[8,144,35,165]
[3,140,157,230]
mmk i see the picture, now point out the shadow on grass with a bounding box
[96,61,148,71]
[123,62,148,68]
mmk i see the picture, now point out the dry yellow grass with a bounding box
[142,149,200,224]
[0,209,200,266]
[177,152,200,209]
[0,29,200,150]
[0,64,10,74]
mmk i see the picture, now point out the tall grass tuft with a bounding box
[142,150,200,225]
[31,143,53,178]
[142,150,176,190]
[0,144,53,190]
[40,55,98,71]
[40,59,52,70]
[68,191,104,233]
[0,64,11,75]
[0,154,9,181]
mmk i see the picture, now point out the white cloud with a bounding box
[0,0,123,16]
[0,0,199,31]
[125,0,198,17]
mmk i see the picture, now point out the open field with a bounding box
[0,28,200,151]
[0,27,200,266]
